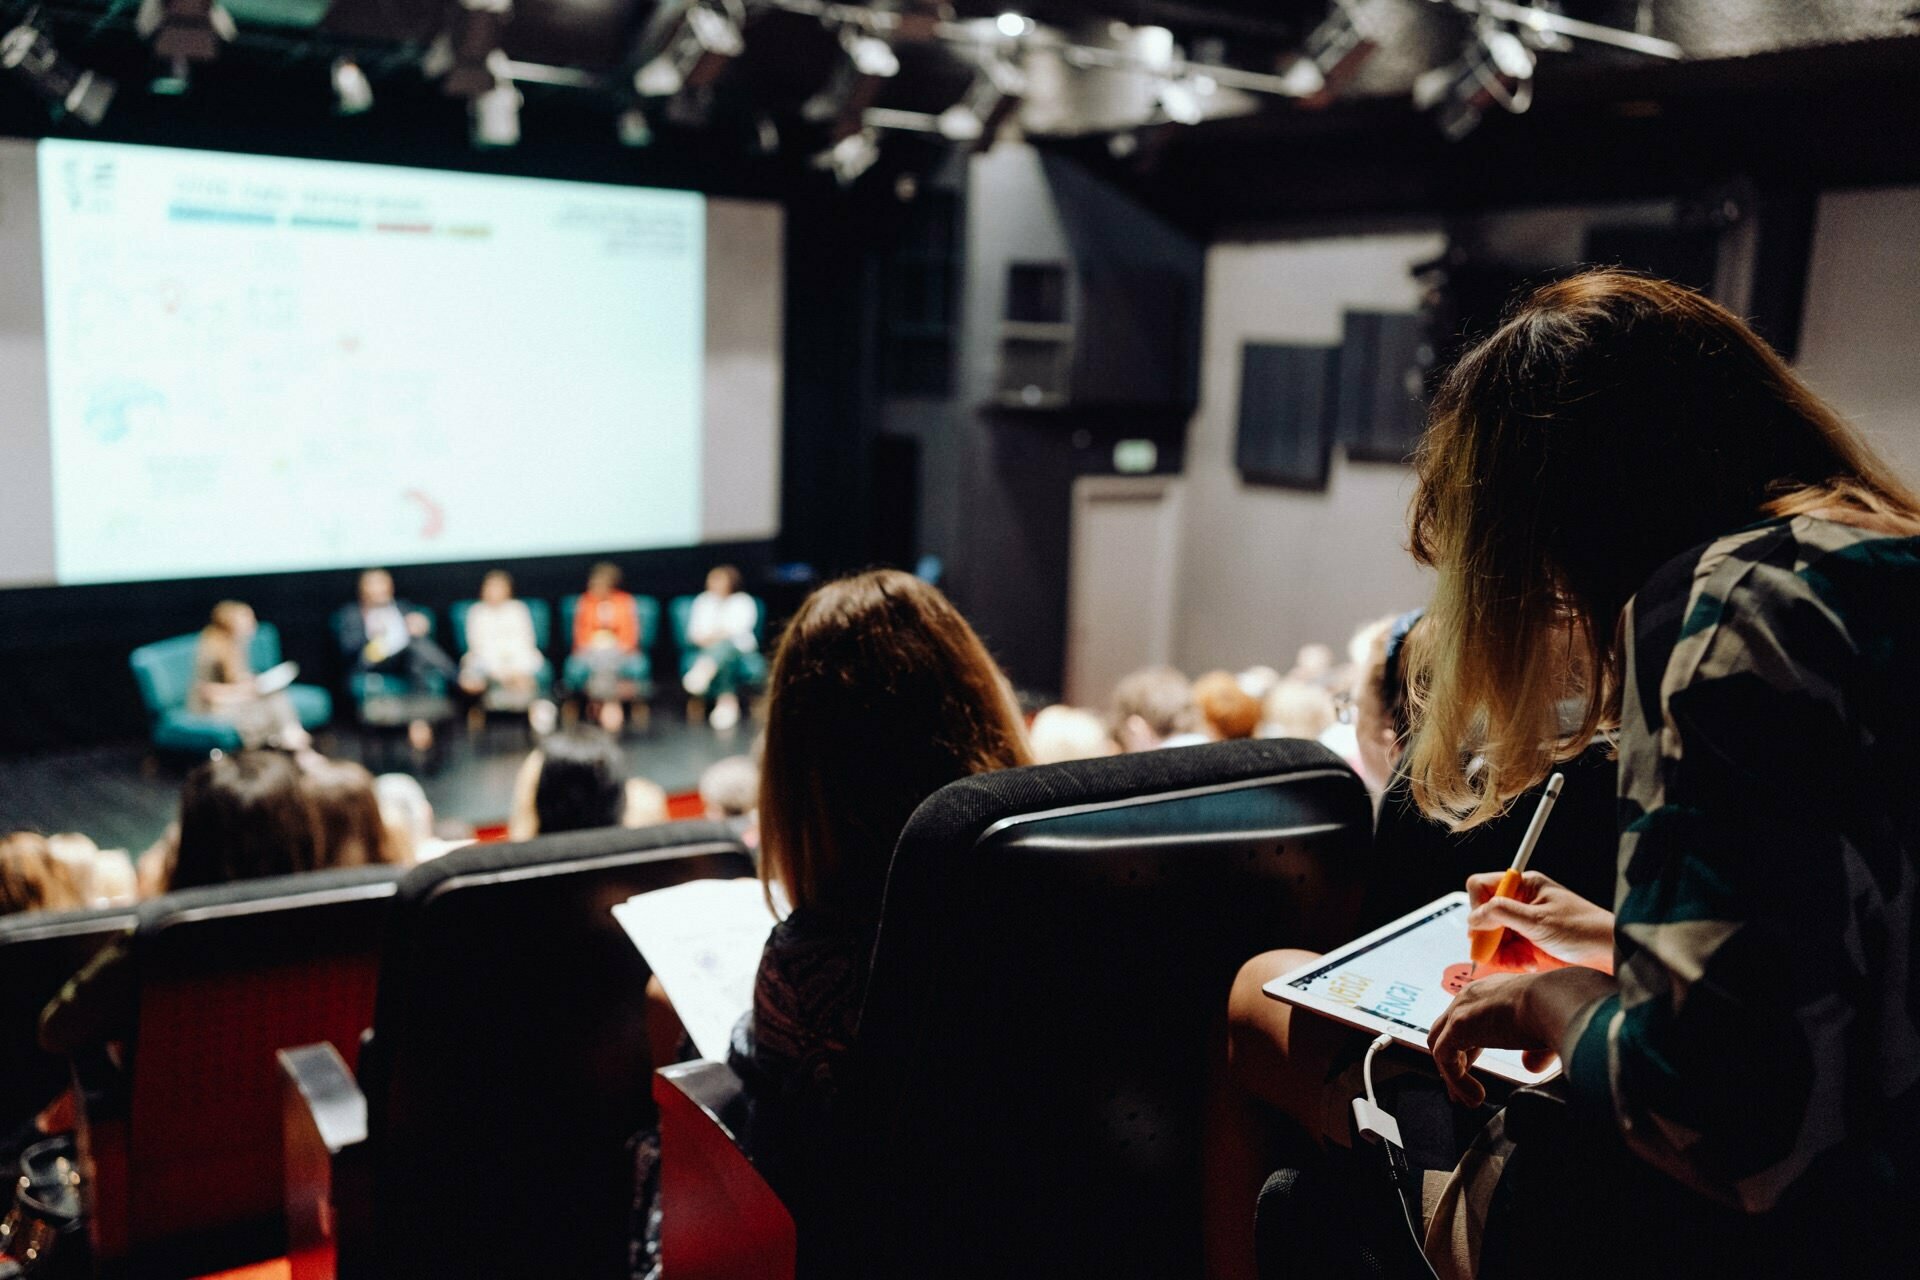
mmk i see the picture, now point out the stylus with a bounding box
[1467,771,1565,972]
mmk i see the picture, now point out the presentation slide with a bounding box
[0,138,783,588]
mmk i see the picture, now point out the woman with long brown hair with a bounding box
[1408,271,1920,1270]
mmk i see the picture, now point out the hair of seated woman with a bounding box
[169,749,323,891]
[1407,269,1920,829]
[757,569,1032,914]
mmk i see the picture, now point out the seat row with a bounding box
[0,738,1371,1279]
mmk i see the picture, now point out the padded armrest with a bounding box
[72,1056,131,1265]
[279,1043,371,1280]
[655,1060,796,1280]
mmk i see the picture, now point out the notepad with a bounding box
[253,661,299,695]
[613,878,786,1063]
[1263,892,1561,1085]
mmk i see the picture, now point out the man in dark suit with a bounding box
[334,568,456,747]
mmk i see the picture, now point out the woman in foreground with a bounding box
[1235,271,1920,1276]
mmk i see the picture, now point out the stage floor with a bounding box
[0,713,747,856]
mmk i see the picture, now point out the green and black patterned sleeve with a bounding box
[1561,516,1920,1211]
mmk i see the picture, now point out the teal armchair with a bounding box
[129,624,332,755]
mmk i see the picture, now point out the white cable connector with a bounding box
[1352,1033,1403,1147]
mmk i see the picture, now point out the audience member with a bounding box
[1193,670,1262,741]
[44,832,137,907]
[0,833,87,917]
[1028,704,1119,764]
[683,565,760,732]
[374,773,468,864]
[1258,677,1336,743]
[507,727,635,839]
[1110,665,1206,752]
[570,562,643,734]
[1230,272,1920,1276]
[335,569,455,751]
[1285,642,1338,689]
[41,748,382,1055]
[698,754,760,842]
[191,600,308,750]
[299,758,393,868]
[659,570,1030,1233]
[458,570,548,721]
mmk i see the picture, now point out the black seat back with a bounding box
[0,904,136,1136]
[844,740,1373,1278]
[117,866,402,1274]
[355,821,753,1280]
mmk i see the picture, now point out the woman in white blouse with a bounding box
[459,571,545,714]
[682,565,759,730]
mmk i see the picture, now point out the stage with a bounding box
[0,714,747,856]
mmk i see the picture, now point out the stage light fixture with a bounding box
[136,0,236,68]
[633,0,744,99]
[616,104,653,147]
[842,30,899,79]
[0,24,116,125]
[937,50,1025,148]
[424,0,512,100]
[1412,20,1533,140]
[470,76,521,147]
[331,56,373,115]
[814,127,880,185]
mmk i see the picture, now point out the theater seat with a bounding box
[129,624,333,756]
[279,821,752,1280]
[659,738,1374,1279]
[77,866,401,1279]
[0,903,136,1139]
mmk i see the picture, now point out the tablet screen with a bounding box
[1265,892,1559,1084]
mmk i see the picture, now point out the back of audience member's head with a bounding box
[301,758,394,868]
[759,569,1032,914]
[1028,705,1119,765]
[1262,678,1337,743]
[0,832,88,917]
[375,773,435,865]
[527,727,629,836]
[1111,666,1200,752]
[169,750,321,891]
[1193,670,1262,741]
[699,754,760,820]
[1349,610,1422,794]
[45,832,136,906]
[624,777,671,828]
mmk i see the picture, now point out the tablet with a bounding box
[1263,892,1560,1085]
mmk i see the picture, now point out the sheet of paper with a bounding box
[612,878,784,1063]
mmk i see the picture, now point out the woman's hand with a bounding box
[1427,966,1617,1108]
[1467,870,1615,972]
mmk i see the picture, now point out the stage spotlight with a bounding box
[424,0,512,100]
[470,77,521,147]
[937,50,1025,148]
[332,56,373,115]
[842,30,899,79]
[617,104,653,147]
[813,127,880,186]
[633,0,744,99]
[0,25,116,125]
[1412,20,1533,140]
[136,0,235,68]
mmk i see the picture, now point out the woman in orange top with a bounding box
[569,562,641,732]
